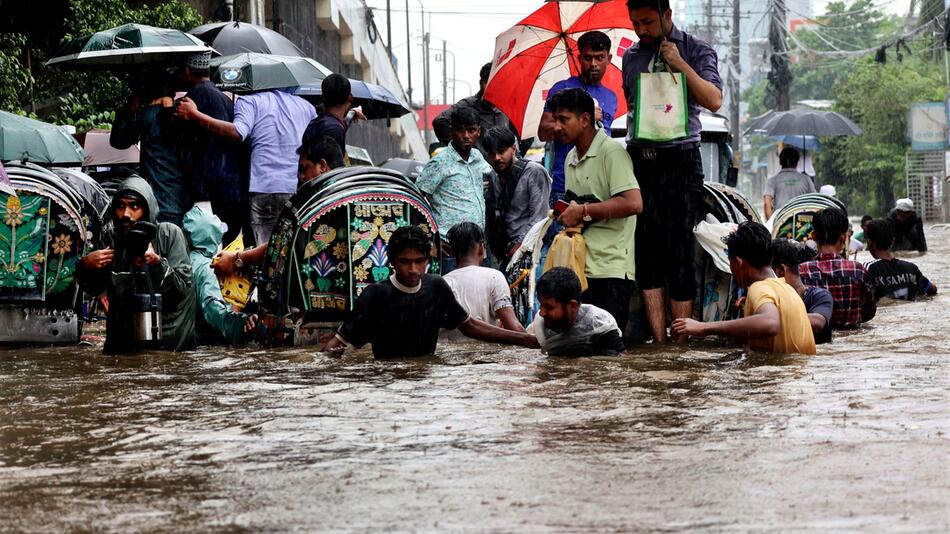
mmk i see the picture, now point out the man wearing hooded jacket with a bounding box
[78,177,196,353]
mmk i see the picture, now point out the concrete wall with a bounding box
[186,0,427,163]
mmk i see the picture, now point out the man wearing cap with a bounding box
[432,62,517,158]
[177,86,316,245]
[178,51,245,245]
[887,198,927,253]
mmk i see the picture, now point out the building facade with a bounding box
[187,0,427,162]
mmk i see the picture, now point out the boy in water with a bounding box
[323,226,539,358]
[672,222,816,355]
[864,219,937,301]
[770,238,833,344]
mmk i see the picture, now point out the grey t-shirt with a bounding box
[487,160,552,253]
[764,169,816,210]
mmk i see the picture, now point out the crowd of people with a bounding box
[75,0,937,358]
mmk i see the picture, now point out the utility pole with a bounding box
[730,0,741,155]
[405,0,412,103]
[386,0,393,64]
[704,0,715,43]
[442,40,448,104]
[766,0,790,111]
[423,29,431,145]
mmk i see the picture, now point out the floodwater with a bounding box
[2,233,949,531]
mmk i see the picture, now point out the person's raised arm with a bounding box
[213,244,267,276]
[538,111,556,142]
[457,318,539,348]
[659,41,722,112]
[671,303,780,342]
[175,97,242,142]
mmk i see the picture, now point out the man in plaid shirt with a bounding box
[799,208,876,329]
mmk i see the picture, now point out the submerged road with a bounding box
[1,230,949,531]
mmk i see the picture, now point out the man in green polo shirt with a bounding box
[548,88,643,337]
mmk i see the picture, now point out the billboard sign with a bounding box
[908,102,948,151]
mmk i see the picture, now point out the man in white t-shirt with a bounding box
[441,222,526,342]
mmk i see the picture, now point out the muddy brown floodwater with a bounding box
[2,231,949,531]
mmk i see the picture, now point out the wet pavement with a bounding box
[1,230,949,531]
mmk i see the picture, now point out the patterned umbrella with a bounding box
[46,23,215,69]
[483,0,637,139]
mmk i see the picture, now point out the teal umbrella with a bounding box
[46,23,215,69]
[211,52,330,93]
[0,111,85,165]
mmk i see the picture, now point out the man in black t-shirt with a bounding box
[865,219,937,301]
[302,74,362,157]
[323,226,539,358]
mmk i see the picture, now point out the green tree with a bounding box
[0,0,202,128]
[817,55,946,215]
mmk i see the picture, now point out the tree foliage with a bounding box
[818,54,946,215]
[0,0,202,128]
[743,0,946,215]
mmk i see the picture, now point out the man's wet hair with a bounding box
[812,207,849,246]
[547,88,596,123]
[864,219,895,250]
[577,31,611,53]
[479,62,493,83]
[779,147,800,168]
[627,0,671,12]
[450,106,480,129]
[446,222,484,259]
[481,127,517,155]
[725,221,772,268]
[388,225,431,259]
[538,267,583,305]
[297,135,344,170]
[770,238,803,271]
[322,73,351,108]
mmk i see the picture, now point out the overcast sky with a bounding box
[364,0,913,107]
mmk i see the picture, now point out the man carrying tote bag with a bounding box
[622,0,723,344]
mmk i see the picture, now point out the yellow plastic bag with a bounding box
[216,235,251,310]
[542,227,588,292]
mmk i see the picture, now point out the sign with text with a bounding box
[908,102,948,151]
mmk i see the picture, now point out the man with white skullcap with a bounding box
[177,51,246,245]
[886,197,927,253]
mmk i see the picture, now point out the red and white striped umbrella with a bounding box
[484,0,638,140]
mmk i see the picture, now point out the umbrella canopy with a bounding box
[483,0,636,139]
[190,21,305,56]
[0,111,85,165]
[211,52,331,93]
[46,23,215,69]
[744,109,862,137]
[292,79,410,119]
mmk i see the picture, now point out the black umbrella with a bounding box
[744,109,862,137]
[189,21,304,56]
[292,79,410,120]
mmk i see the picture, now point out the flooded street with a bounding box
[2,231,949,531]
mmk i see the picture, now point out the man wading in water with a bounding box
[322,226,539,358]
